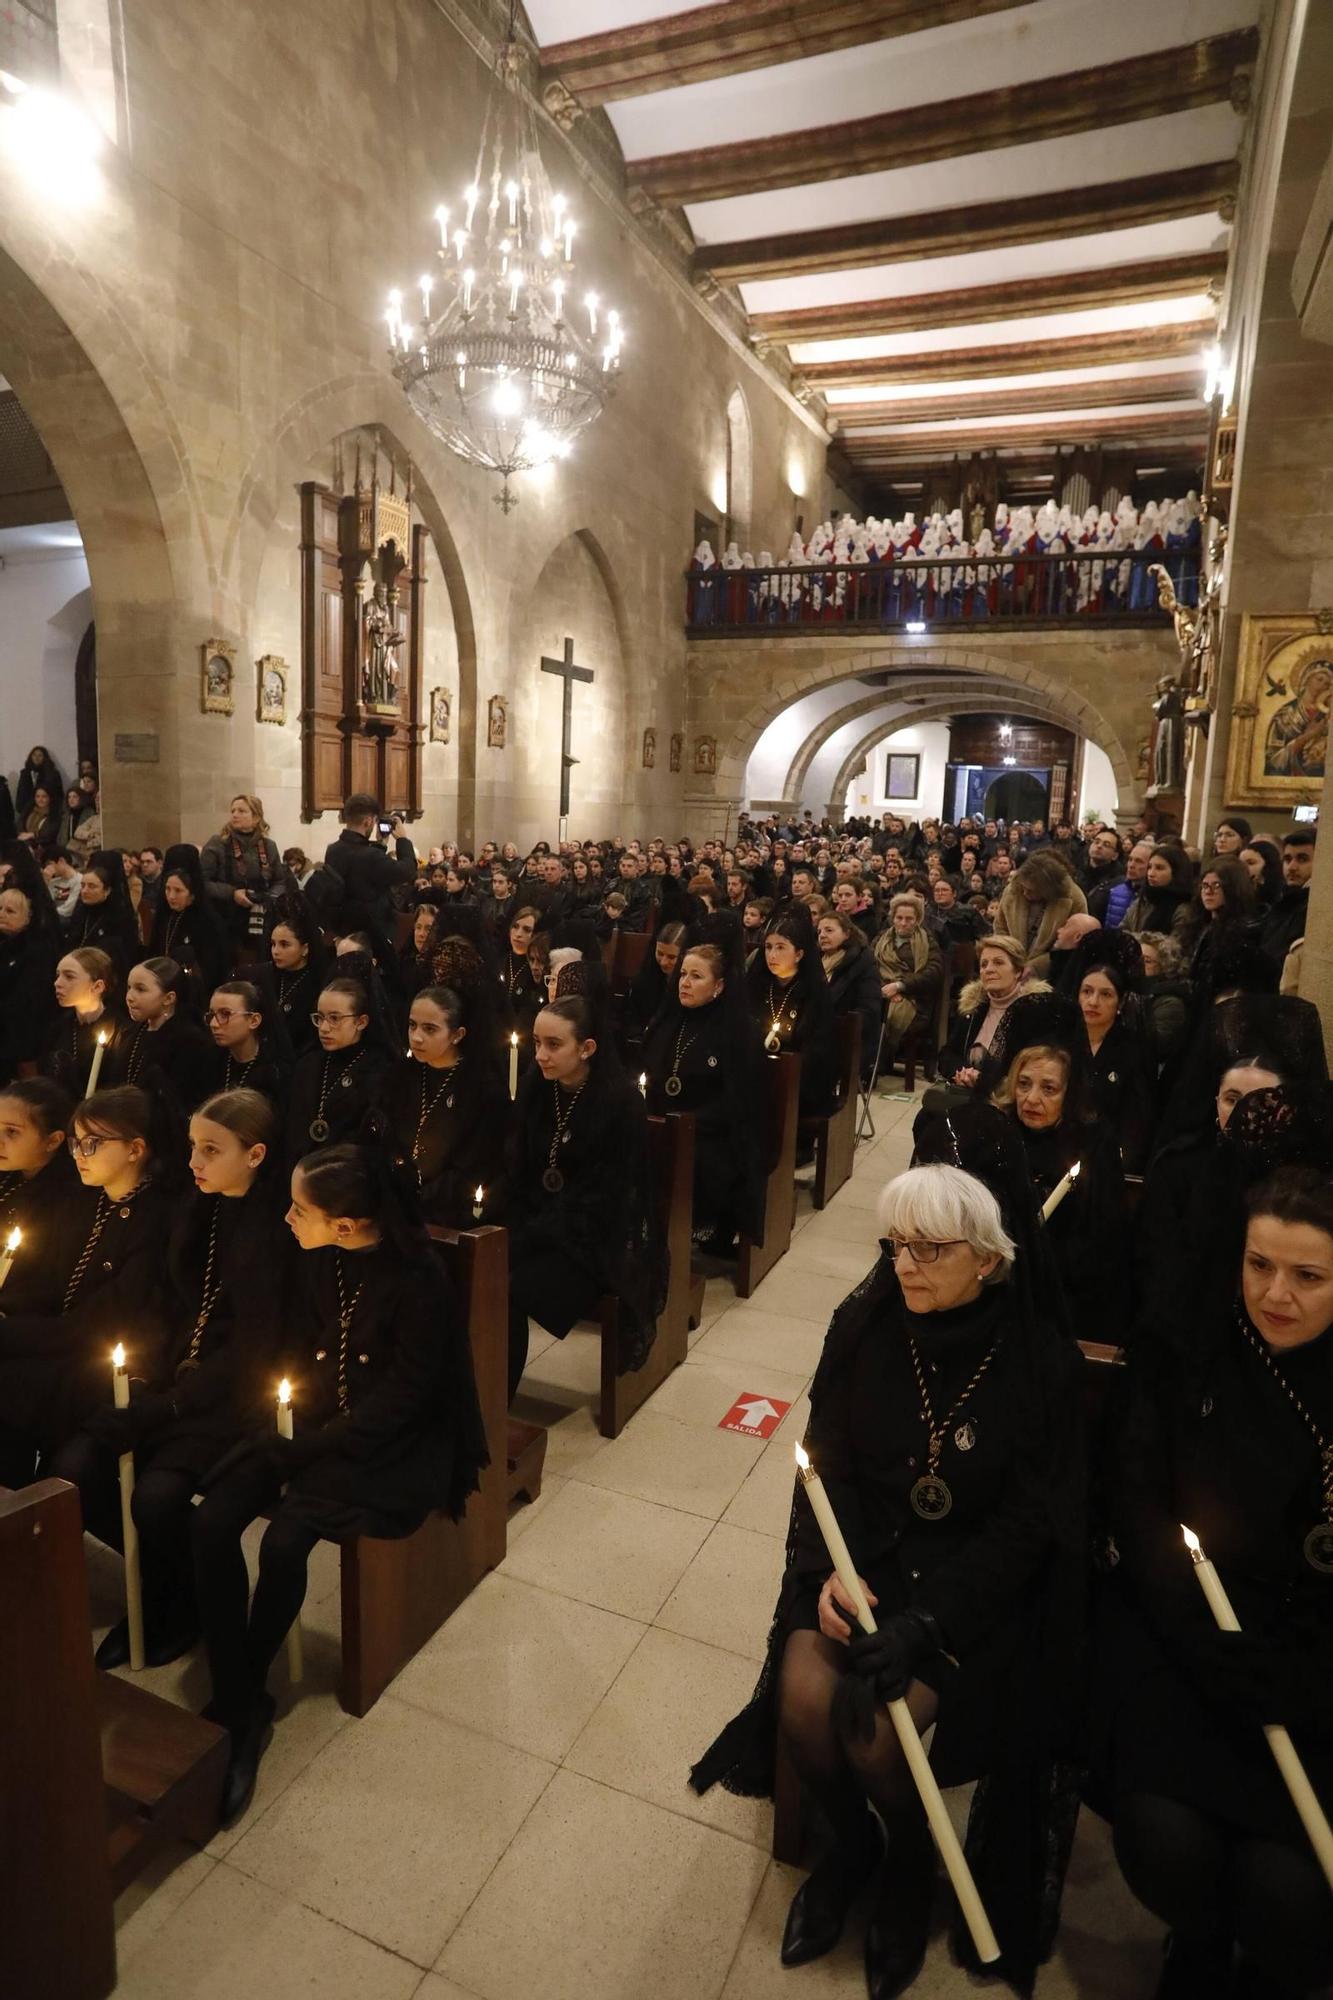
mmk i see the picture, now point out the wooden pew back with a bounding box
[810,1014,860,1210]
[737,1053,802,1298]
[598,1112,694,1438]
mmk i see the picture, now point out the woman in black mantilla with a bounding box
[1095,1160,1333,1998]
[150,845,233,996]
[63,850,142,980]
[692,1120,1085,1998]
[0,1085,177,1489]
[642,928,764,1257]
[745,904,838,1123]
[378,980,511,1231]
[495,901,545,1074]
[621,918,688,1053]
[50,1089,293,1670]
[118,957,216,1110]
[190,1141,487,1822]
[506,980,663,1404]
[42,946,132,1095]
[251,893,329,1060]
[817,909,884,1087]
[1069,927,1157,1173]
[0,1077,80,1305]
[0,843,61,1083]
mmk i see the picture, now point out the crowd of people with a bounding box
[1,774,1329,1999]
[687,495,1206,627]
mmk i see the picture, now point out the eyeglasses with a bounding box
[310,1011,358,1027]
[884,1237,963,1265]
[204,1008,254,1025]
[68,1134,120,1159]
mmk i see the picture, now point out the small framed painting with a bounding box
[256,655,288,726]
[201,639,236,716]
[885,751,920,800]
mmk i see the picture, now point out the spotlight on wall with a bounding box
[786,452,807,498]
[1002,754,1017,767]
[0,72,102,205]
[904,620,927,635]
[999,721,1013,744]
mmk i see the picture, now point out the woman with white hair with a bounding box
[693,1146,1084,1994]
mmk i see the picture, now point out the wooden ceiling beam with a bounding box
[538,0,1030,106]
[832,373,1207,430]
[749,252,1225,346]
[631,32,1256,206]
[799,321,1212,390]
[844,412,1210,462]
[693,161,1237,285]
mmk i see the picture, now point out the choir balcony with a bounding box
[684,550,1198,637]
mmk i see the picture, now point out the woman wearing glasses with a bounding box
[0,1084,177,1492]
[694,1153,1084,1994]
[285,974,393,1164]
[200,978,292,1114]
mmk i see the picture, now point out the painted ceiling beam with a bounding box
[632,32,1256,205]
[798,321,1213,390]
[844,410,1210,462]
[692,161,1237,285]
[831,373,1207,430]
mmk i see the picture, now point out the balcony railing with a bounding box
[685,550,1200,635]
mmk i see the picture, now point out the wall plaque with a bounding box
[114,732,160,764]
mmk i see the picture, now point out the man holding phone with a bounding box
[321,792,417,951]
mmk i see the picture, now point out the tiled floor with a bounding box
[102,1090,1164,1998]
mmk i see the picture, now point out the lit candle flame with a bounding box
[1069,1161,1082,1182]
[112,1343,125,1369]
[1181,1524,1201,1555]
[511,1031,519,1047]
[278,1378,291,1408]
[794,1442,810,1471]
[96,1029,109,1046]
[474,1185,484,1204]
[4,1225,19,1252]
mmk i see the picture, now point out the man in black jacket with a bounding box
[1259,827,1315,971]
[321,794,416,949]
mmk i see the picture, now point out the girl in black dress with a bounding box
[1072,930,1157,1172]
[285,975,393,1162]
[621,918,687,1049]
[191,1141,487,1822]
[1098,1165,1333,1997]
[817,910,883,1084]
[379,983,510,1230]
[63,852,142,979]
[119,957,215,1108]
[497,903,544,1059]
[252,895,329,1058]
[0,1085,176,1489]
[0,1077,80,1303]
[203,979,290,1109]
[506,991,661,1403]
[42,946,130,1095]
[1188,857,1258,991]
[745,905,839,1122]
[51,1088,292,1670]
[151,846,232,997]
[0,858,60,1083]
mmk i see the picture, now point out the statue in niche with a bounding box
[693,735,717,776]
[487,695,507,749]
[430,687,451,744]
[642,728,656,769]
[362,581,404,710]
[1149,675,1185,793]
[669,733,682,773]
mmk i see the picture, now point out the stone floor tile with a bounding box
[111,1860,424,1999]
[517,1325,601,1402]
[500,1477,711,1622]
[410,1977,486,2000]
[692,1304,827,1379]
[566,1626,770,1845]
[503,1468,567,1544]
[719,1858,874,1998]
[114,1843,217,1972]
[721,1436,800,1538]
[797,1202,885,1244]
[205,1683,354,1857]
[391,1570,645,1761]
[735,1264,850,1326]
[226,1695,554,1967]
[574,1407,764,1519]
[437,1769,766,2000]
[656,1521,786,1663]
[648,1348,809,1430]
[783,1233,879,1284]
[528,1402,613,1477]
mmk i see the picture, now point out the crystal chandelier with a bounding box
[384,32,624,513]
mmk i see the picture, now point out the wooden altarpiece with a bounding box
[299,473,427,819]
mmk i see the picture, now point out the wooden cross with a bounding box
[541,636,595,836]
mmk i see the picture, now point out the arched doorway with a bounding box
[984,770,1049,822]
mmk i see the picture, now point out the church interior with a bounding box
[3,1,1333,1996]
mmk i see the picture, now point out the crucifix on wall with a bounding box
[541,635,594,842]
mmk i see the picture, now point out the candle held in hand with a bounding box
[1039,1159,1081,1223]
[276,1378,293,1440]
[509,1031,519,1100]
[111,1344,145,1668]
[1182,1526,1333,1891]
[0,1224,21,1291]
[87,1028,110,1095]
[472,1184,484,1221]
[275,1380,304,1682]
[793,1443,1000,1962]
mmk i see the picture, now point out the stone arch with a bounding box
[725,385,753,548]
[829,696,1079,813]
[715,643,1137,802]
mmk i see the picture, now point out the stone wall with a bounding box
[0,0,828,851]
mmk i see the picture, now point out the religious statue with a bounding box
[669,733,682,773]
[362,582,404,710]
[693,735,717,776]
[642,728,656,769]
[1149,676,1185,793]
[487,694,507,749]
[429,687,451,744]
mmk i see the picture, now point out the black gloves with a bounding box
[831,1609,945,1744]
[83,1388,175,1453]
[199,1429,325,1491]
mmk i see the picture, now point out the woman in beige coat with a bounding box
[997,851,1087,978]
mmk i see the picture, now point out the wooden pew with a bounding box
[808,1014,860,1211]
[737,1053,802,1298]
[336,1223,508,1717]
[597,1111,695,1438]
[610,926,652,1005]
[1,1480,228,2000]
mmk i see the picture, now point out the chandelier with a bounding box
[384,32,624,513]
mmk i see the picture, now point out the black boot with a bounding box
[1154,1932,1235,1998]
[219,1692,276,1827]
[94,1618,131,1670]
[145,1617,200,1669]
[781,1807,882,1968]
[864,1821,935,2000]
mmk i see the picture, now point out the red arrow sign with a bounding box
[719,1393,791,1439]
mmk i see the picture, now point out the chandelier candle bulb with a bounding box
[638,1073,647,1097]
[453,228,466,262]
[1182,1527,1333,1890]
[509,1031,519,1100]
[505,179,518,225]
[585,292,598,337]
[0,1225,21,1290]
[1039,1159,1081,1222]
[563,219,574,262]
[793,1442,1002,1964]
[276,1382,304,1684]
[87,1028,110,1094]
[434,204,448,248]
[508,271,521,316]
[112,1345,146,1671]
[462,268,474,313]
[419,275,432,319]
[464,182,478,229]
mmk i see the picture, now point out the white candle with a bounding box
[506,179,518,226]
[509,1031,519,1100]
[434,204,449,249]
[472,1184,485,1222]
[112,1345,145,1671]
[419,274,432,320]
[0,1225,20,1290]
[638,1073,647,1097]
[453,228,467,262]
[277,1381,304,1683]
[87,1028,110,1094]
[1039,1159,1081,1222]
[585,291,598,338]
[1182,1527,1333,1890]
[794,1443,1001,1964]
[463,182,479,230]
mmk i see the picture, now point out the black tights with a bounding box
[778,1628,937,1851]
[1114,1790,1333,1993]
[49,1432,198,1634]
[191,1454,320,1724]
